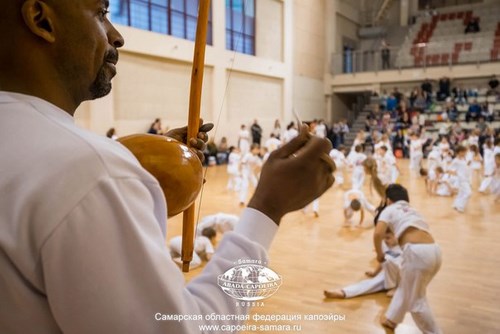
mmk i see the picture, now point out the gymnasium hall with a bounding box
[1,0,499,333]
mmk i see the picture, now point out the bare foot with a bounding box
[314,211,319,218]
[386,288,396,297]
[323,290,345,299]
[380,315,397,329]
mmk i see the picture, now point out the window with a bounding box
[110,0,212,44]
[226,0,255,55]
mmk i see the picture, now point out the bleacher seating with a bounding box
[396,4,500,68]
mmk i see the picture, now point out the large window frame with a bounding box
[111,0,213,44]
[225,0,256,55]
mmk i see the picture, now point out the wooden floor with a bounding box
[166,160,500,334]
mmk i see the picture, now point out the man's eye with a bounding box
[100,9,110,18]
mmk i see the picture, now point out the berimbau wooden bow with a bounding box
[181,0,211,272]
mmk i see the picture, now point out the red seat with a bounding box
[454,43,463,51]
[432,54,440,64]
[452,53,459,63]
[492,49,499,61]
[415,56,424,66]
[449,13,456,20]
[457,12,464,19]
[441,54,450,65]
[440,13,448,21]
[464,42,472,51]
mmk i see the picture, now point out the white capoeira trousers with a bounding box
[453,182,471,211]
[343,254,401,298]
[410,153,423,171]
[386,243,442,334]
[352,168,365,190]
[479,176,493,193]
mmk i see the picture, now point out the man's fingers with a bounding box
[271,124,310,159]
[199,123,214,133]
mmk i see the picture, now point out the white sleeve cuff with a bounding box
[234,208,278,251]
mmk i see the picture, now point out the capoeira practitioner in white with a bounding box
[426,146,442,193]
[378,146,399,185]
[449,146,471,213]
[329,146,348,187]
[226,146,242,191]
[239,144,263,206]
[409,132,424,172]
[479,140,495,193]
[348,145,367,190]
[343,188,376,227]
[432,167,458,197]
[196,213,239,236]
[169,227,216,270]
[324,230,402,299]
[492,153,500,202]
[238,124,251,156]
[374,184,442,333]
[282,122,299,144]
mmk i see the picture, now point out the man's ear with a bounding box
[21,0,55,43]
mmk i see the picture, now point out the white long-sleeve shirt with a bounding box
[0,91,277,333]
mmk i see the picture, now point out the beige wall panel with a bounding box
[293,76,325,121]
[294,0,326,80]
[222,71,283,145]
[256,0,284,62]
[113,52,213,133]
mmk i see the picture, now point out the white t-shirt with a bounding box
[343,189,375,213]
[427,148,442,171]
[329,149,346,169]
[0,91,278,333]
[378,201,431,239]
[450,157,470,183]
[410,139,423,156]
[348,151,367,172]
[197,213,239,235]
[315,123,327,138]
[282,128,299,143]
[264,137,281,152]
[227,151,241,175]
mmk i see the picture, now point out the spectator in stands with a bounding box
[339,119,349,145]
[488,75,499,94]
[332,122,341,148]
[437,77,451,101]
[364,116,372,132]
[271,119,281,140]
[250,119,263,145]
[464,17,480,34]
[217,137,229,164]
[393,87,403,105]
[379,90,389,110]
[467,88,478,99]
[204,138,219,165]
[148,118,163,135]
[327,122,337,148]
[421,79,433,103]
[386,93,398,112]
[452,85,468,105]
[393,129,408,158]
[409,87,418,109]
[447,102,459,122]
[399,111,411,133]
[413,88,428,111]
[476,117,488,134]
[480,103,492,122]
[466,99,482,122]
[381,39,391,70]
